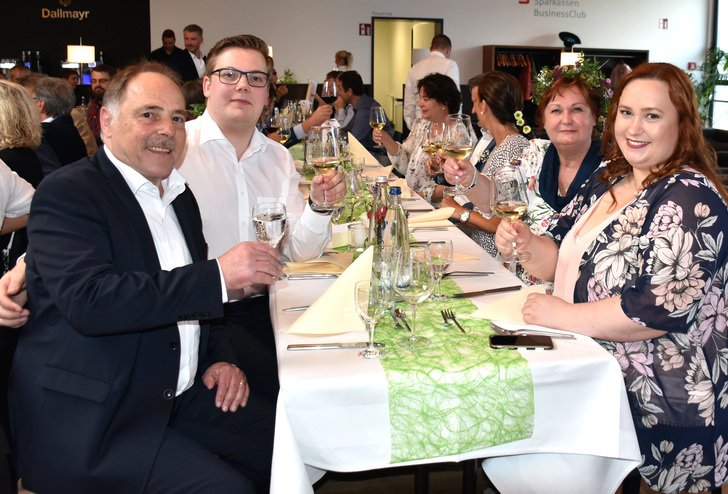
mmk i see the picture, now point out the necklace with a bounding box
[627,172,644,197]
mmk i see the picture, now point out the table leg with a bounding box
[414,465,429,494]
[462,459,478,494]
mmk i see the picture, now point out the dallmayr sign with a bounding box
[41,8,90,20]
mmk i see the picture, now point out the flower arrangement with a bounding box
[280,69,297,84]
[531,54,612,135]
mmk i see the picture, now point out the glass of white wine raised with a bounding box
[369,106,387,148]
[278,117,291,145]
[306,126,341,212]
[442,114,475,197]
[490,164,531,263]
[252,202,288,280]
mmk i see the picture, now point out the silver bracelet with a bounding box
[466,173,479,190]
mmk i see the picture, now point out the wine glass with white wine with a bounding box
[490,163,531,263]
[442,114,475,197]
[369,106,387,148]
[424,122,445,178]
[252,202,288,279]
[306,126,340,212]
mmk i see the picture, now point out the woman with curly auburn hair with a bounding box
[496,62,728,493]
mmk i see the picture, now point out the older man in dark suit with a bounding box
[9,62,280,494]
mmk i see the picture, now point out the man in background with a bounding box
[86,64,116,147]
[150,29,189,80]
[179,24,206,82]
[403,34,460,130]
[7,65,28,83]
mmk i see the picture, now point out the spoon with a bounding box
[393,308,412,332]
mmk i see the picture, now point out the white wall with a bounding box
[150,0,714,84]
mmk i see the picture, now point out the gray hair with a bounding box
[33,77,75,117]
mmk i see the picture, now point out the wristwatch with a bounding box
[459,209,471,223]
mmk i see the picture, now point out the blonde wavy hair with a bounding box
[0,80,42,150]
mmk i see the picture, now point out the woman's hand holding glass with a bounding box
[442,156,475,188]
[442,114,476,197]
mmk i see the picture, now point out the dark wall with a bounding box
[3,0,151,77]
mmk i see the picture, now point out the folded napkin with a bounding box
[348,132,379,167]
[469,285,546,325]
[362,165,394,179]
[388,178,412,198]
[408,207,455,229]
[284,253,353,275]
[331,230,348,249]
[452,252,479,262]
[285,247,374,335]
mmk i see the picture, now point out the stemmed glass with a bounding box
[395,245,435,349]
[369,106,387,148]
[354,280,387,359]
[442,114,475,197]
[252,202,288,279]
[490,164,532,262]
[278,117,291,145]
[321,80,337,105]
[427,239,453,301]
[424,122,445,177]
[306,126,340,212]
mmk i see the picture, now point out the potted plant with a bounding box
[691,47,728,127]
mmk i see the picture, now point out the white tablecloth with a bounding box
[268,203,640,494]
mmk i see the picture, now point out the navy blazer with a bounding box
[177,51,206,82]
[9,150,233,494]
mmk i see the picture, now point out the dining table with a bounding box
[268,169,641,494]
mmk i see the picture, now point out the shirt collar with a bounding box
[197,110,269,159]
[103,146,187,205]
[429,51,447,60]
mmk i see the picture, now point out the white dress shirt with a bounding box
[189,51,205,78]
[403,51,460,128]
[104,147,199,396]
[181,111,332,261]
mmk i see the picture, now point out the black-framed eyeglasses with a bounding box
[211,68,269,87]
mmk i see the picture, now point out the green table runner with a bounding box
[376,278,535,462]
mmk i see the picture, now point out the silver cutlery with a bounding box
[286,273,341,280]
[443,271,494,277]
[442,309,467,334]
[490,322,576,340]
[393,307,412,332]
[282,306,310,312]
[287,342,385,351]
[452,285,522,298]
[390,311,405,330]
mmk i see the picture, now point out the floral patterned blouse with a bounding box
[546,164,728,493]
[389,118,477,206]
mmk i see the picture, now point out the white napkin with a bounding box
[284,253,353,275]
[469,285,546,325]
[362,165,394,179]
[348,132,379,166]
[388,178,412,198]
[408,207,455,229]
[285,247,374,335]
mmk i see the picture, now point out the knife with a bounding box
[287,342,385,351]
[452,285,523,298]
[443,271,494,277]
[286,274,341,280]
[282,306,310,312]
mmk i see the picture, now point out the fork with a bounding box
[442,309,467,334]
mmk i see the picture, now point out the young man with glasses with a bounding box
[179,34,345,405]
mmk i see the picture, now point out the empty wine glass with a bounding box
[369,106,387,148]
[442,114,475,197]
[306,126,340,212]
[354,280,387,359]
[395,245,435,349]
[252,202,288,279]
[427,239,453,301]
[490,163,531,263]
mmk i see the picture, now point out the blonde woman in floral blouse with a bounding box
[497,63,728,493]
[373,73,463,205]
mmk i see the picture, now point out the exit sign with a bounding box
[359,24,371,36]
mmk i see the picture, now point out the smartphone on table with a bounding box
[489,334,554,350]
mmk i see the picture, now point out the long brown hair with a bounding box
[600,62,728,202]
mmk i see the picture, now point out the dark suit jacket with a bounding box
[41,114,87,167]
[9,150,233,494]
[150,46,190,81]
[178,51,206,82]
